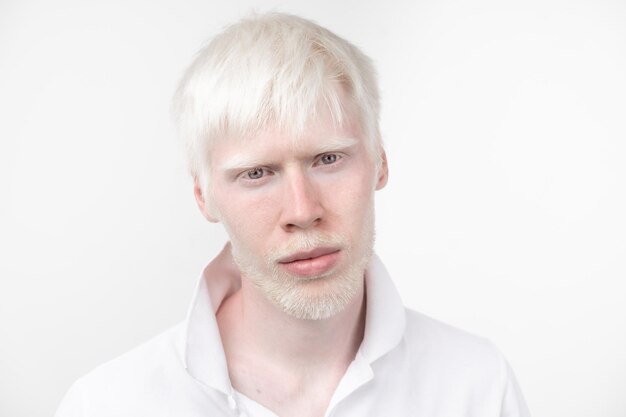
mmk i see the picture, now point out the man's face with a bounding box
[203,102,387,320]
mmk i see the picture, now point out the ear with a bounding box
[193,179,219,223]
[375,150,389,190]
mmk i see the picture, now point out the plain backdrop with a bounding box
[1,0,625,416]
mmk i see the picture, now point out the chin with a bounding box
[269,259,368,320]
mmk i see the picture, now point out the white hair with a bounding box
[171,12,382,194]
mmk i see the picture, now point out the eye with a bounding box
[318,153,341,165]
[245,167,266,180]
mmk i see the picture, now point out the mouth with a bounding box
[277,247,341,276]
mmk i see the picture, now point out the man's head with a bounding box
[172,12,387,320]
[172,12,383,197]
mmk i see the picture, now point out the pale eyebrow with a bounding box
[220,154,270,173]
[312,136,359,154]
[220,137,359,172]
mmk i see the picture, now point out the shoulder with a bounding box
[81,322,185,385]
[403,310,531,415]
[367,309,530,416]
[404,309,499,353]
[55,323,190,416]
[400,309,510,386]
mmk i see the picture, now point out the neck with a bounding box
[217,276,366,381]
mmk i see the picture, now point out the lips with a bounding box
[278,247,339,263]
[278,247,341,276]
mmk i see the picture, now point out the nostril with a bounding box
[283,216,322,232]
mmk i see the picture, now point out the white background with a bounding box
[1,0,625,416]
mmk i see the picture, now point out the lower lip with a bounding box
[280,251,340,276]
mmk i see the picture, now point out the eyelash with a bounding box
[238,153,344,183]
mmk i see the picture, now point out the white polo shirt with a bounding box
[55,245,531,417]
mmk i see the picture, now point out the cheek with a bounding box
[339,159,376,202]
[215,189,279,245]
[322,168,376,224]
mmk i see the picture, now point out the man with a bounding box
[56,12,530,417]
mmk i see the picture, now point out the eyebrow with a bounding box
[220,136,359,172]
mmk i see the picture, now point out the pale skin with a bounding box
[194,103,388,417]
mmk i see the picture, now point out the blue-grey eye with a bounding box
[247,168,264,179]
[320,154,338,164]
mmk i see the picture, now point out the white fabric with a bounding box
[55,245,531,417]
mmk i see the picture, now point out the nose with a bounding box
[280,169,325,232]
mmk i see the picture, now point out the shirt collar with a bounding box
[181,243,406,393]
[182,243,240,394]
[359,254,406,364]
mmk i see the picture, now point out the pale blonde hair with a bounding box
[171,12,382,193]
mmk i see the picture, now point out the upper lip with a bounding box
[278,247,340,263]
